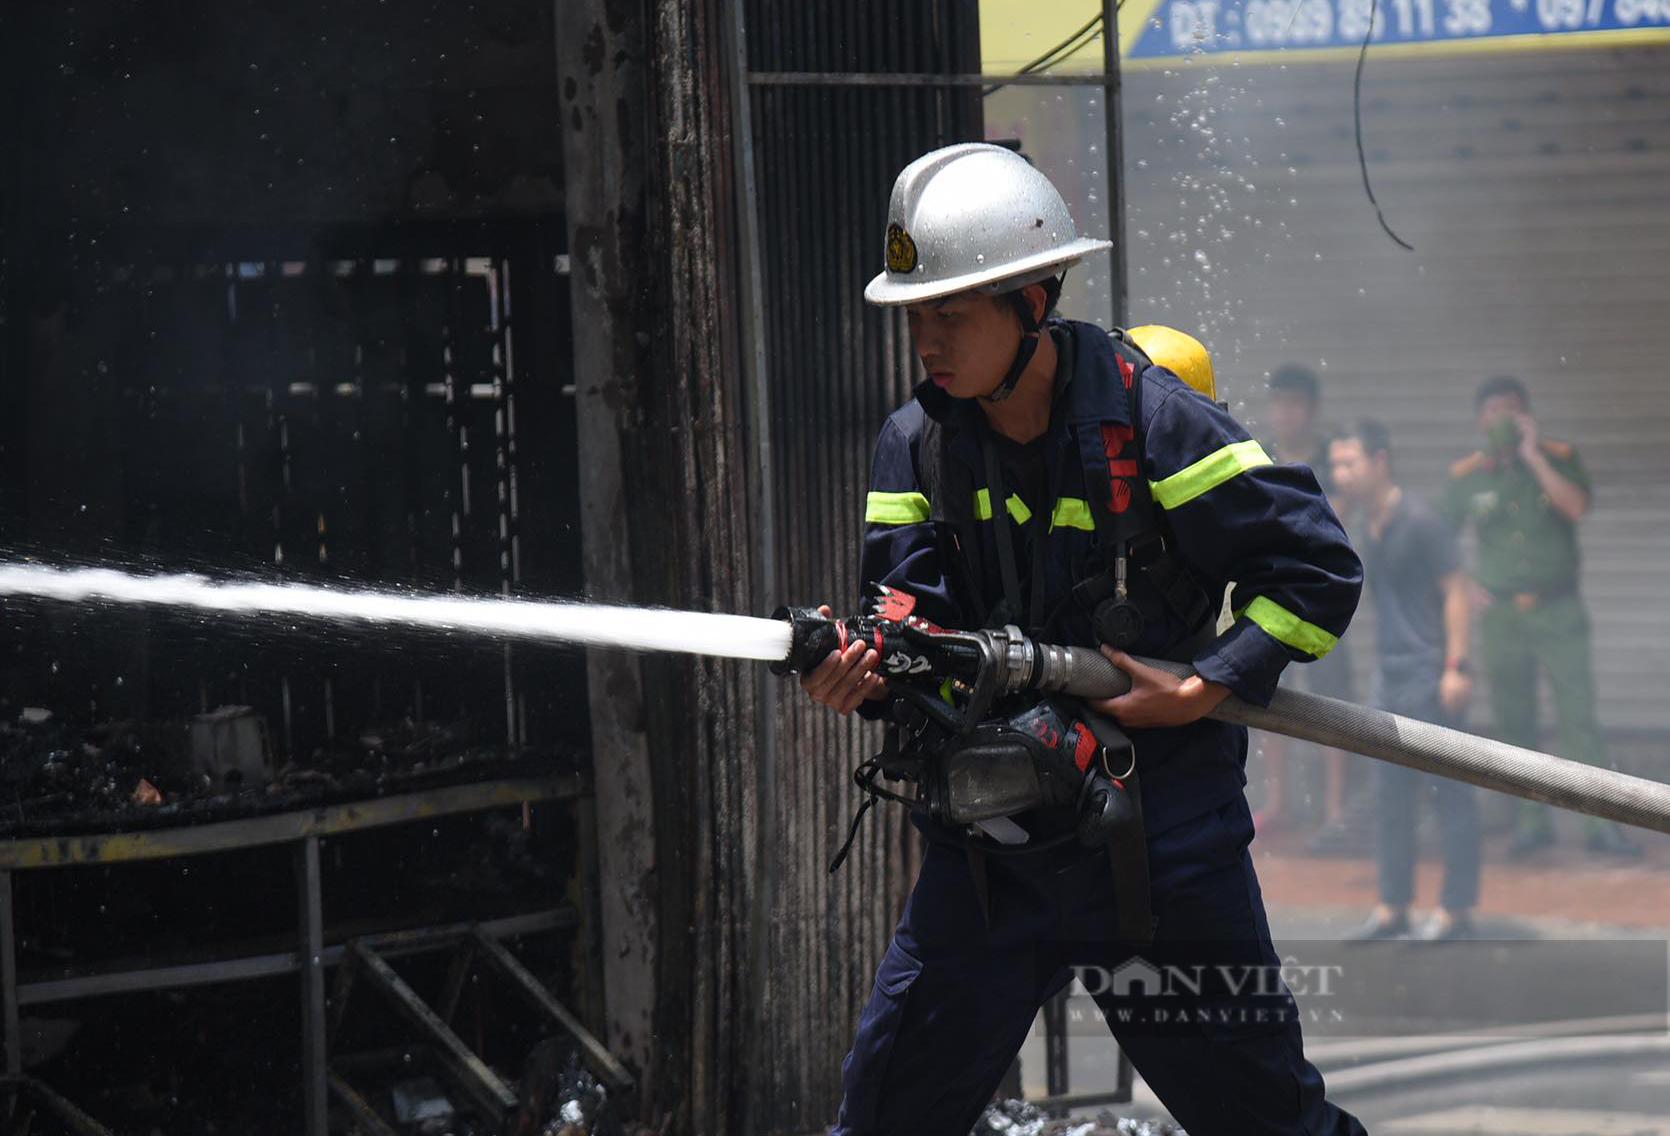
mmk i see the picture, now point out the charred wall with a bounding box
[0,4,597,1131]
[1,0,988,1129]
[745,1,983,1130]
[557,0,983,1131]
[557,0,766,1129]
[0,0,585,764]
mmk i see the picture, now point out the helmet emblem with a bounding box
[885,223,918,274]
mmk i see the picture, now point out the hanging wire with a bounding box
[1020,14,1103,73]
[1355,0,1415,250]
[984,10,1107,97]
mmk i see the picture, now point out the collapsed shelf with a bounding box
[0,772,615,1135]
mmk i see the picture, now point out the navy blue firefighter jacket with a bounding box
[859,318,1363,837]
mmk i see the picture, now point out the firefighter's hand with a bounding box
[1089,646,1230,728]
[800,604,889,715]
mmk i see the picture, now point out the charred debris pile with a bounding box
[0,704,579,837]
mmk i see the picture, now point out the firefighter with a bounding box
[801,144,1365,1136]
[1441,375,1639,859]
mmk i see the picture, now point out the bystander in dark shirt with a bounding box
[1363,491,1459,693]
[1362,494,1480,917]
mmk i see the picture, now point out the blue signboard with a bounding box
[1126,0,1670,58]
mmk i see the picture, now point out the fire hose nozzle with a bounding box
[770,606,845,676]
[769,597,1670,839]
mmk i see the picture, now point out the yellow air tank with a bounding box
[1126,325,1217,401]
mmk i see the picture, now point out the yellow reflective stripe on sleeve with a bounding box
[1049,498,1095,532]
[973,489,1034,525]
[865,490,931,525]
[1239,596,1339,659]
[1149,440,1272,510]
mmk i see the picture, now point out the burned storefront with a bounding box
[0,2,624,1132]
[0,0,1003,1131]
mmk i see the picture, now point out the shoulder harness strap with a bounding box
[1073,331,1213,646]
[918,415,990,623]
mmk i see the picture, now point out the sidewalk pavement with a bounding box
[1253,816,1670,935]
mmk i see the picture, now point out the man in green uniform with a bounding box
[1442,375,1638,858]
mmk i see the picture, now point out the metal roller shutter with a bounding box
[1122,47,1670,760]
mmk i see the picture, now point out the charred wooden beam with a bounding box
[557,0,765,1125]
[553,0,662,1107]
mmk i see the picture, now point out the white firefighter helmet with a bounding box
[863,143,1112,308]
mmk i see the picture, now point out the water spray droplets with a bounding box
[0,566,797,663]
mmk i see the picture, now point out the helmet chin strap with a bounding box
[981,291,1044,404]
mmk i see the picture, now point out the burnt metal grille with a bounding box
[2,224,583,769]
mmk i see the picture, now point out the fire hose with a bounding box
[775,593,1670,837]
[0,562,1660,834]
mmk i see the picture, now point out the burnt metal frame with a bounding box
[468,927,633,1092]
[0,774,600,1136]
[328,1070,400,1136]
[345,938,520,1121]
[0,775,580,870]
[734,4,1132,1112]
[0,1074,115,1136]
[325,923,634,1130]
[24,237,579,770]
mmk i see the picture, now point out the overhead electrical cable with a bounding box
[984,10,1108,97]
[1354,0,1415,250]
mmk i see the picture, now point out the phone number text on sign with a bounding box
[1136,0,1670,55]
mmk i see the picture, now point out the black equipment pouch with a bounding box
[925,699,1103,826]
[855,688,1155,942]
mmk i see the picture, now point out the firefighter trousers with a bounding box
[830,797,1367,1136]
